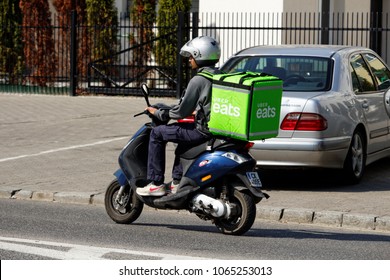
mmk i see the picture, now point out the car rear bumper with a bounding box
[250,136,351,168]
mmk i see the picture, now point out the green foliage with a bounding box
[53,0,89,78]
[156,0,191,66]
[19,0,57,86]
[85,0,118,87]
[0,0,24,84]
[86,0,118,61]
[129,0,157,85]
[156,0,191,87]
[132,0,157,26]
[131,0,157,51]
[158,0,192,12]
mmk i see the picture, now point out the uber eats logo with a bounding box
[212,97,240,117]
[256,102,276,119]
[212,97,276,119]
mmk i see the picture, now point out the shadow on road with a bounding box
[257,157,390,193]
[245,227,390,242]
[134,222,390,243]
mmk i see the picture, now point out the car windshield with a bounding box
[220,56,332,91]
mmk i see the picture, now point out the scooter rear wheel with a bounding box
[214,189,256,236]
[105,179,143,224]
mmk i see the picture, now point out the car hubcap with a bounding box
[351,134,363,176]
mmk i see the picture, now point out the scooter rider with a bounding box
[136,36,222,196]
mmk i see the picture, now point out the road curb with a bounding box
[255,207,390,233]
[1,187,389,233]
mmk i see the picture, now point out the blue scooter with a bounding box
[104,84,269,235]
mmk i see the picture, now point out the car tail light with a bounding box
[280,113,328,131]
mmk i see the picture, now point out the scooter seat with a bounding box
[175,141,208,159]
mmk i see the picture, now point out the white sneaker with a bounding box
[169,180,180,194]
[136,182,166,196]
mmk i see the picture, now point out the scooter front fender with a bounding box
[114,169,128,186]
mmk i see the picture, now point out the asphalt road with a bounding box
[1,199,390,260]
[0,94,390,233]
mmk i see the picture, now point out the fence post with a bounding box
[176,12,185,99]
[176,12,185,98]
[191,12,199,78]
[70,10,77,96]
[370,12,382,56]
[192,12,199,38]
[321,0,330,44]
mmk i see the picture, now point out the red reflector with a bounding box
[281,113,327,131]
[177,115,195,123]
[245,142,255,150]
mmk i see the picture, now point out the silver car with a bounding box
[220,45,390,184]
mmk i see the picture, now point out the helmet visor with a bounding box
[179,49,191,57]
[180,42,200,58]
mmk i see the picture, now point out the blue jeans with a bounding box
[147,122,209,183]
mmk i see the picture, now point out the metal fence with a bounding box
[1,11,390,97]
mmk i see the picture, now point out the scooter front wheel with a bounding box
[214,189,256,236]
[105,179,143,224]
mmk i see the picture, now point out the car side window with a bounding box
[350,54,376,93]
[350,65,360,93]
[363,53,390,90]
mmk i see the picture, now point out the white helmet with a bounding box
[180,36,221,67]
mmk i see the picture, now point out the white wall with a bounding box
[283,0,321,12]
[331,0,370,13]
[199,0,376,14]
[385,0,390,13]
[198,0,284,63]
[115,0,127,13]
[199,0,284,13]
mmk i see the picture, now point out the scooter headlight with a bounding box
[221,152,247,163]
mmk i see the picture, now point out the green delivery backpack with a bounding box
[198,70,283,141]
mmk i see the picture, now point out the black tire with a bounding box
[104,179,143,224]
[214,189,256,236]
[343,130,366,184]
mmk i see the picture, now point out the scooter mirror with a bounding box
[141,83,151,107]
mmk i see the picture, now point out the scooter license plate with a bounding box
[246,172,262,188]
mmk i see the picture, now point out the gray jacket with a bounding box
[155,66,221,135]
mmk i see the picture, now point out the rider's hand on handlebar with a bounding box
[146,107,157,115]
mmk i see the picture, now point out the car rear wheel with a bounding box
[343,130,366,184]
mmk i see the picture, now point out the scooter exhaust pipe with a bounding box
[191,194,231,218]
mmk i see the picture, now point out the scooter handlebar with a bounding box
[134,102,171,118]
[134,110,148,117]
